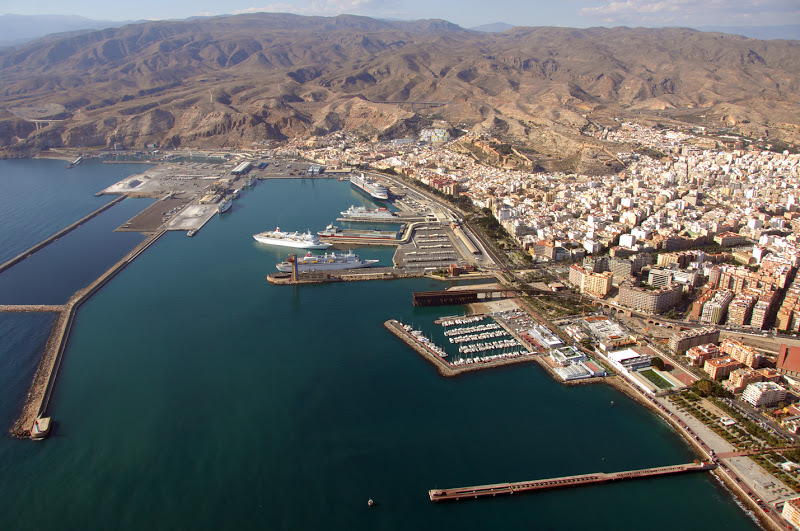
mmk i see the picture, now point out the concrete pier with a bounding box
[429,462,717,502]
[0,195,127,275]
[10,229,165,438]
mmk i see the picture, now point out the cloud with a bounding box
[578,0,800,26]
[234,0,401,17]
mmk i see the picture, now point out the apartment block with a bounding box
[669,327,720,356]
[704,357,743,380]
[618,282,682,313]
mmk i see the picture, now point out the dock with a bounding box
[429,462,717,502]
[267,267,423,285]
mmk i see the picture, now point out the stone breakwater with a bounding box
[0,195,126,275]
[10,230,165,438]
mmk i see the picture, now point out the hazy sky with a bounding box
[1,0,798,28]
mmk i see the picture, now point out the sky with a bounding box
[0,0,798,29]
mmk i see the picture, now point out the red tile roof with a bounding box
[777,344,800,374]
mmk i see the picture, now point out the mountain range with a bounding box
[0,13,798,167]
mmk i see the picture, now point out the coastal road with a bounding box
[378,173,505,270]
[654,395,795,529]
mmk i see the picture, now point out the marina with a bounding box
[385,319,540,377]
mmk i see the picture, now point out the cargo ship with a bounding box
[253,228,331,249]
[350,173,389,200]
[317,224,398,241]
[341,205,396,219]
[276,251,378,272]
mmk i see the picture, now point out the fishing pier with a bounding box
[429,462,717,502]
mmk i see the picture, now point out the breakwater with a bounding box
[0,305,66,313]
[0,195,127,275]
[10,229,165,438]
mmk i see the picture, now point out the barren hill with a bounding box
[1,13,798,163]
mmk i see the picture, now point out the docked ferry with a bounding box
[218,197,232,213]
[276,251,378,272]
[340,205,396,219]
[317,224,398,241]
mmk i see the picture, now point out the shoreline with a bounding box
[388,298,782,528]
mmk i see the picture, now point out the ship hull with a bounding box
[254,235,330,249]
[350,174,389,200]
[276,260,378,272]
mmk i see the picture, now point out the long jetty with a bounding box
[429,462,717,502]
[0,195,127,275]
[10,229,166,438]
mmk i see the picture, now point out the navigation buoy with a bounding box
[368,499,375,507]
[610,400,615,406]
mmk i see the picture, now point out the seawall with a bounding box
[0,195,127,275]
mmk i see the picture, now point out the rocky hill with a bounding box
[1,13,798,164]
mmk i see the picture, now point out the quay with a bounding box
[10,229,166,439]
[0,195,127,275]
[429,462,717,502]
[321,236,399,246]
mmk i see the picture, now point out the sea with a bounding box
[0,158,761,530]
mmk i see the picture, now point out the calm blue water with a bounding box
[0,197,150,304]
[0,159,152,263]
[0,162,759,530]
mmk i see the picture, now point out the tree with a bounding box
[651,357,665,371]
[694,379,714,396]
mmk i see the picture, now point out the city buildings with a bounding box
[720,338,762,368]
[741,381,788,407]
[669,327,720,355]
[686,343,720,366]
[704,356,743,381]
[777,344,800,379]
[618,282,682,313]
[781,496,800,529]
[700,290,734,325]
[568,265,613,297]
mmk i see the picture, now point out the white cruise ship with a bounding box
[253,228,331,249]
[350,173,389,200]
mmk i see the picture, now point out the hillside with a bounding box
[1,13,798,165]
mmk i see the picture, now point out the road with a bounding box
[377,173,504,270]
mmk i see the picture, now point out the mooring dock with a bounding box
[429,462,717,502]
